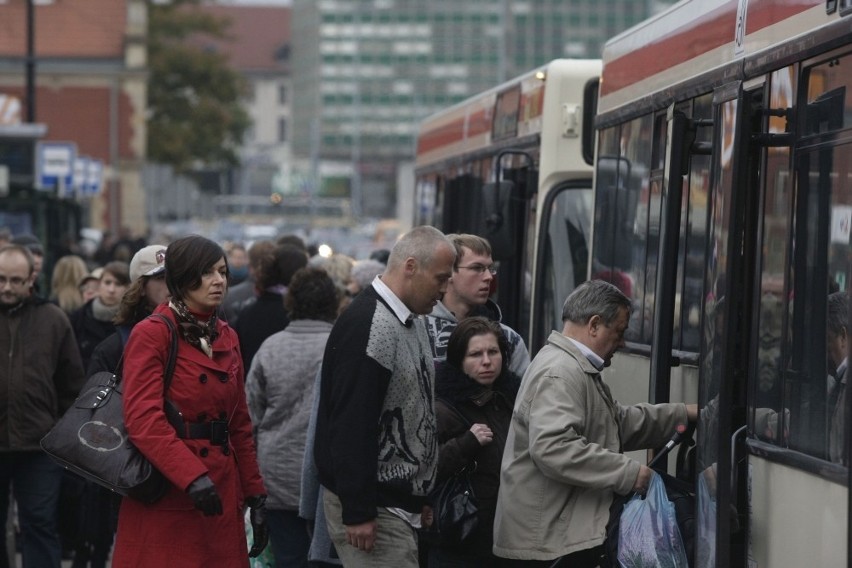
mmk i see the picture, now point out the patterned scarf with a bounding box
[168,299,219,358]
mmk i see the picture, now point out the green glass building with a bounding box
[291,0,676,218]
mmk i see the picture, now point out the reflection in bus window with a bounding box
[677,95,712,353]
[754,66,795,426]
[539,187,593,341]
[592,114,655,343]
[753,55,852,461]
[785,140,852,459]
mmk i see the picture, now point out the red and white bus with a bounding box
[594,1,852,565]
[414,59,601,353]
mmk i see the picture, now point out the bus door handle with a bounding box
[730,424,748,507]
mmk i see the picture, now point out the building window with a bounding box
[278,84,287,105]
[278,118,287,143]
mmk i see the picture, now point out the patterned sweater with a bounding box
[315,285,438,525]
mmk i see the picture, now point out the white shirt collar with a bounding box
[567,337,605,371]
[372,275,414,326]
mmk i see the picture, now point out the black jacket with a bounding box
[0,297,86,450]
[432,362,520,555]
[70,299,117,373]
[234,290,289,373]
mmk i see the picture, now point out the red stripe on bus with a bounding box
[417,108,492,155]
[601,1,812,97]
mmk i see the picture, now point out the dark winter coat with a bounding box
[69,299,117,373]
[234,290,290,372]
[0,297,85,450]
[112,304,265,567]
[432,362,520,557]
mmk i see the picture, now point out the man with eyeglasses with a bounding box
[425,233,530,377]
[0,244,85,568]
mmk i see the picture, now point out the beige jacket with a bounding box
[493,331,687,560]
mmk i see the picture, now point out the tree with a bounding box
[146,0,249,172]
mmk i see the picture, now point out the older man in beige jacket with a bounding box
[493,280,698,566]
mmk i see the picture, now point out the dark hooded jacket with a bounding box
[431,361,520,556]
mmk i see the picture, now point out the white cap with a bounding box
[129,245,167,282]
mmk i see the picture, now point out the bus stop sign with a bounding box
[36,141,77,192]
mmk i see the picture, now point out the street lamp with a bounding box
[26,0,35,122]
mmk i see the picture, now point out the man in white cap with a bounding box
[129,245,168,284]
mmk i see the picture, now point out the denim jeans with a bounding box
[267,508,311,568]
[0,452,63,568]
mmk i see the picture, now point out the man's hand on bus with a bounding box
[686,403,698,422]
[632,464,653,495]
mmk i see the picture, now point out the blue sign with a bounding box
[36,141,77,193]
[86,159,103,195]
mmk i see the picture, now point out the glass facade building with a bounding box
[291,0,675,217]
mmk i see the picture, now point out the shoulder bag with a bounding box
[41,314,178,504]
[428,399,480,545]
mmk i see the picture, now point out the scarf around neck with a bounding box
[168,299,219,358]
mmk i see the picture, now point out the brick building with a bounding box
[0,0,148,234]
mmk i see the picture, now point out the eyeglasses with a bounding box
[0,276,29,287]
[457,264,497,275]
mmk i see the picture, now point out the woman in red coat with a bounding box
[113,235,268,567]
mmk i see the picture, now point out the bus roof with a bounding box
[599,0,831,117]
[415,59,600,170]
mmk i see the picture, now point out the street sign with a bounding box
[85,159,103,195]
[36,141,77,192]
[73,156,90,196]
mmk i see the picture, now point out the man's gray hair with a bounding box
[387,225,455,269]
[562,279,631,325]
[828,291,849,336]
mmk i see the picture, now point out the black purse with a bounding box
[41,314,178,504]
[429,401,480,545]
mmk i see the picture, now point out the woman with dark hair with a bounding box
[112,235,268,566]
[427,317,521,568]
[246,266,339,567]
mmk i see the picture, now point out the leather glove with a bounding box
[187,475,223,516]
[247,495,269,558]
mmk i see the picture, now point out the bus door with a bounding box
[482,154,537,335]
[696,81,764,567]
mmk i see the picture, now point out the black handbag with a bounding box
[429,400,480,545]
[40,314,178,504]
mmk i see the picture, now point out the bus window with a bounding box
[677,94,713,352]
[592,114,654,344]
[753,66,796,430]
[441,173,484,235]
[536,184,593,345]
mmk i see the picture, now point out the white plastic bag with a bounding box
[617,473,689,568]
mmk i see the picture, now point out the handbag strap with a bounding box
[149,313,179,390]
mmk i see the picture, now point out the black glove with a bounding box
[247,495,269,558]
[187,475,223,516]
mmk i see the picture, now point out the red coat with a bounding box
[113,305,265,567]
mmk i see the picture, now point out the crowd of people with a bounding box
[0,224,703,568]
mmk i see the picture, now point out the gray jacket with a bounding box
[493,331,687,560]
[425,299,530,376]
[245,319,333,510]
